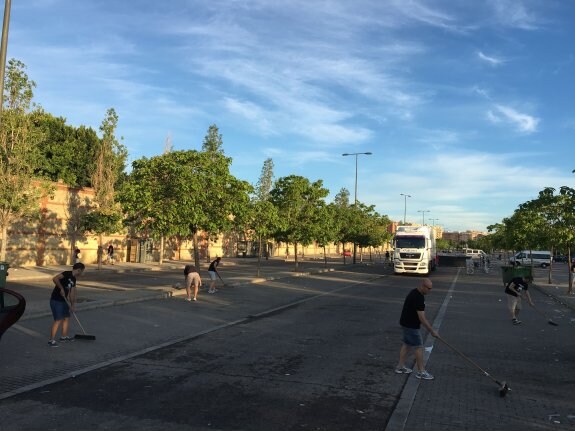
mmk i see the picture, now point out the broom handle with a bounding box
[72,312,87,335]
[438,336,493,379]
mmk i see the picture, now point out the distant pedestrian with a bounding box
[73,248,81,264]
[208,257,221,294]
[505,275,534,325]
[385,250,390,262]
[395,278,438,380]
[184,264,202,302]
[48,262,85,347]
[106,243,114,265]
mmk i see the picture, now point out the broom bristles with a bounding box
[74,334,96,340]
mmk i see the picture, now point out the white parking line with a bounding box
[384,269,460,431]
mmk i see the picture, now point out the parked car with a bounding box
[553,255,568,263]
[342,250,352,257]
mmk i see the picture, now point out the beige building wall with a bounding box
[5,181,126,266]
[3,180,384,267]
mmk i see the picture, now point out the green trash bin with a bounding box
[500,265,532,285]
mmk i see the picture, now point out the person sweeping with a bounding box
[505,275,534,325]
[48,262,85,347]
[208,257,222,294]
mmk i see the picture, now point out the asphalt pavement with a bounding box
[0,257,574,430]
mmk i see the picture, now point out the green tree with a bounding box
[351,203,391,261]
[119,149,251,268]
[82,108,127,265]
[269,175,329,270]
[332,188,355,263]
[526,187,575,291]
[315,202,339,266]
[255,158,274,201]
[248,158,280,275]
[32,111,97,187]
[202,124,224,153]
[0,59,49,261]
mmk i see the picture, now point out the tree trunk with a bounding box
[0,223,7,262]
[294,242,299,271]
[193,231,200,271]
[159,235,164,265]
[569,249,574,295]
[548,246,553,285]
[97,234,103,270]
[257,235,262,277]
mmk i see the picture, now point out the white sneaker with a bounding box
[394,366,413,374]
[416,370,434,380]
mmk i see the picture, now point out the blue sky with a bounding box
[6,0,575,231]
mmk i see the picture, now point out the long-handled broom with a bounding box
[73,312,96,340]
[438,336,510,397]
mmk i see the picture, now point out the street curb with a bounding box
[532,283,575,312]
[8,265,181,282]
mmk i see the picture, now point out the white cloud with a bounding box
[488,0,540,30]
[416,129,459,149]
[390,0,459,31]
[364,150,568,231]
[223,97,277,136]
[477,51,504,66]
[487,104,539,133]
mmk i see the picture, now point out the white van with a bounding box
[509,250,552,268]
[464,249,487,259]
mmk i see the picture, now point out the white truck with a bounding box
[393,225,437,275]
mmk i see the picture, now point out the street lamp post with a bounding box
[0,0,12,126]
[417,210,430,225]
[342,151,372,264]
[400,193,411,224]
[429,218,439,227]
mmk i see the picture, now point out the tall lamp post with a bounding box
[0,0,12,126]
[342,151,372,264]
[429,218,439,227]
[417,210,430,225]
[400,193,411,224]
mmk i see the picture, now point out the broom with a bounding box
[73,311,96,340]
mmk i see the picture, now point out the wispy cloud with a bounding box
[416,129,459,149]
[366,150,566,230]
[487,104,539,133]
[477,51,505,66]
[390,0,459,31]
[488,0,540,30]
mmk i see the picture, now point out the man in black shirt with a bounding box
[505,275,533,325]
[395,278,438,380]
[48,262,85,347]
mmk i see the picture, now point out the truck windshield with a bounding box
[395,236,425,249]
